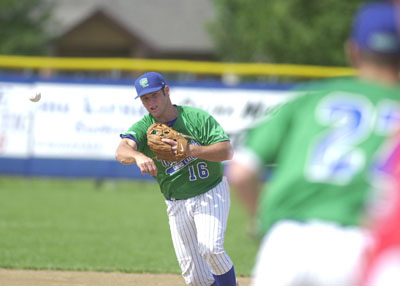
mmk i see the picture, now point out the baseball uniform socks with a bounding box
[212,266,236,286]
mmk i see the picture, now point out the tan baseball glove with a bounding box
[147,123,189,162]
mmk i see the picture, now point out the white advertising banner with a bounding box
[0,81,33,157]
[0,80,297,160]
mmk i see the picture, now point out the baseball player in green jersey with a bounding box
[227,2,400,286]
[115,72,237,286]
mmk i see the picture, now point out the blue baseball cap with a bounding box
[134,72,166,99]
[351,2,400,54]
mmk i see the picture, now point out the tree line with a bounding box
[0,0,368,66]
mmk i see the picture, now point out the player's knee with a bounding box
[199,244,224,261]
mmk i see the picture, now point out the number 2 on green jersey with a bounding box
[305,92,400,185]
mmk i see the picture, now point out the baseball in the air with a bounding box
[29,92,41,102]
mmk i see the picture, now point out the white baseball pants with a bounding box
[165,177,234,286]
[252,220,368,286]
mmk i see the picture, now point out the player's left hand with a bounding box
[147,123,188,161]
[163,138,194,157]
[162,138,178,155]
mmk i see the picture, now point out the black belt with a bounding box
[165,197,184,201]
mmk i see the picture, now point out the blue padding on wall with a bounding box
[0,73,295,90]
[0,158,153,180]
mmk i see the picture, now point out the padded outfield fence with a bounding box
[0,55,355,179]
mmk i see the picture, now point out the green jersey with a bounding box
[121,105,229,199]
[242,78,400,237]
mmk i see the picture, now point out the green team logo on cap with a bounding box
[139,78,149,88]
[369,33,400,52]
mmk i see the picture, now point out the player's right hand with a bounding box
[135,154,157,176]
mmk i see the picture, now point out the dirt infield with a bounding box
[0,268,251,286]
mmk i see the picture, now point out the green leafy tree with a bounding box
[0,0,53,55]
[210,0,367,66]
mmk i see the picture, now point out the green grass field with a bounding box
[0,176,258,276]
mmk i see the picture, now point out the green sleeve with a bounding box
[202,115,229,145]
[245,95,306,163]
[120,116,154,153]
[180,107,229,145]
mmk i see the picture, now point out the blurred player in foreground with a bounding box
[361,131,400,286]
[227,2,400,285]
[115,72,237,286]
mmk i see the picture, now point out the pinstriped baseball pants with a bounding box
[165,177,234,286]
